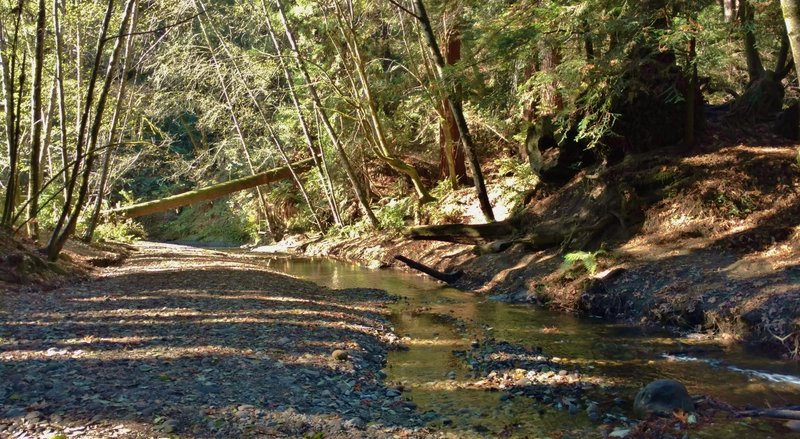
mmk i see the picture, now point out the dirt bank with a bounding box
[0,242,443,438]
[298,142,800,359]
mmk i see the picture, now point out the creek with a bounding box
[247,252,799,437]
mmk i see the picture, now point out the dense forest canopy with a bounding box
[0,0,799,257]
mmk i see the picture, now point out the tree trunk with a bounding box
[413,0,494,222]
[262,5,342,226]
[330,1,434,204]
[723,0,738,22]
[85,0,139,241]
[48,0,136,260]
[108,158,316,219]
[438,27,467,188]
[394,255,463,284]
[781,0,800,137]
[274,0,379,228]
[193,0,282,241]
[201,1,323,233]
[0,4,24,228]
[26,0,47,239]
[740,2,765,83]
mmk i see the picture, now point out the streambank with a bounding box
[281,143,800,360]
[288,226,799,360]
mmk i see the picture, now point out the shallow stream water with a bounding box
[247,253,800,437]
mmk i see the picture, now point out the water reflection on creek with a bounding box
[252,253,800,437]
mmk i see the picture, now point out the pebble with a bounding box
[446,371,457,380]
[332,350,350,361]
[609,428,631,438]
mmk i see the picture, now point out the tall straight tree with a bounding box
[26,0,48,239]
[85,0,140,241]
[410,0,494,222]
[0,2,24,228]
[781,0,800,135]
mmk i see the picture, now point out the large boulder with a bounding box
[633,379,694,417]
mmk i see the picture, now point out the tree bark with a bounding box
[781,0,800,138]
[412,0,495,222]
[438,26,467,188]
[394,255,463,284]
[262,4,341,226]
[274,0,379,228]
[48,0,135,260]
[108,158,316,219]
[0,3,24,228]
[85,0,139,241]
[26,0,47,239]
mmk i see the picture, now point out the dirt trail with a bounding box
[0,242,438,438]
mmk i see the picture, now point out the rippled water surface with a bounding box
[248,253,800,437]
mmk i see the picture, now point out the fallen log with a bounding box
[405,222,519,245]
[738,407,800,421]
[108,158,316,219]
[394,255,464,284]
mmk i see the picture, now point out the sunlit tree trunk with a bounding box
[0,4,24,228]
[26,0,47,239]
[274,0,379,228]
[330,0,434,204]
[262,6,342,226]
[85,0,139,241]
[53,0,70,198]
[412,0,495,222]
[192,0,281,241]
[199,2,324,233]
[48,0,136,260]
[438,24,467,189]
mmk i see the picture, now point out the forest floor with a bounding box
[298,138,800,360]
[0,242,444,438]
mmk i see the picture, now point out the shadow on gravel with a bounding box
[0,255,422,437]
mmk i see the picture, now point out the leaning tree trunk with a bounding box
[330,1,434,204]
[274,0,380,228]
[48,0,136,261]
[193,0,281,240]
[413,0,494,222]
[85,0,139,241]
[107,159,316,219]
[262,8,341,226]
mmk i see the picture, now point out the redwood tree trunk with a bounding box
[438,28,467,186]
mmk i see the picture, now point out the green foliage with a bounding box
[376,197,415,230]
[93,219,147,243]
[148,194,259,244]
[560,250,606,276]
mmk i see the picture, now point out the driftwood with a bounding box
[107,158,316,219]
[737,406,800,421]
[394,255,463,284]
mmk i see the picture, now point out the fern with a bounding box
[561,250,606,275]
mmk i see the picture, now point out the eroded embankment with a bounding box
[301,144,800,359]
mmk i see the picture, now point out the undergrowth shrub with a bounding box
[560,250,606,276]
[93,219,147,243]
